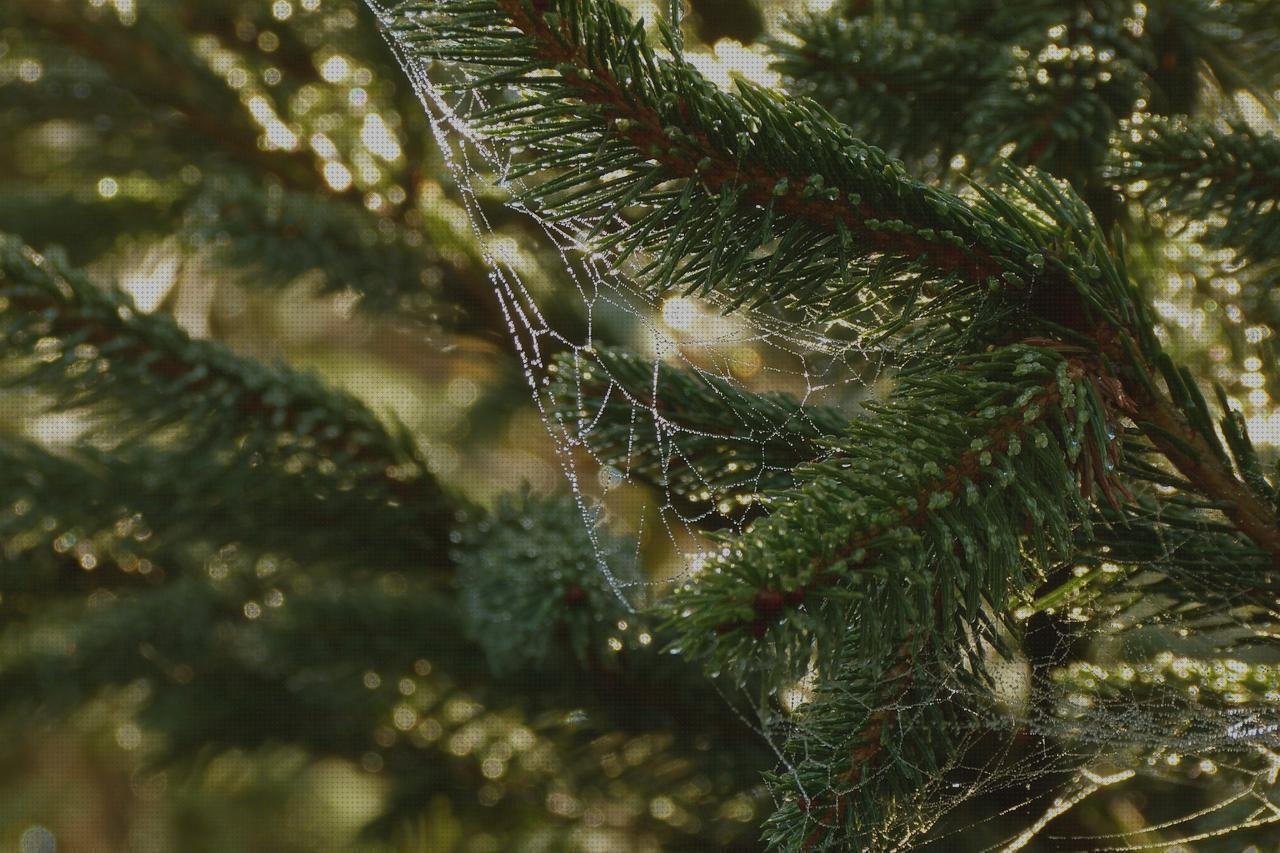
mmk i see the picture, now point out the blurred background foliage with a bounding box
[4,0,1280,850]
[0,0,808,845]
[0,0,794,850]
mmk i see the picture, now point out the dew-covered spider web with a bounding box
[369,2,1280,848]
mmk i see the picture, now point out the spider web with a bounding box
[368,3,1280,848]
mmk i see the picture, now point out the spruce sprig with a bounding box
[1108,114,1280,263]
[666,344,1117,683]
[183,176,455,323]
[0,437,449,598]
[385,0,1135,351]
[388,4,1280,844]
[0,236,450,527]
[773,14,993,167]
[764,641,961,851]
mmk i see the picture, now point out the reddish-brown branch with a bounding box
[498,0,1007,287]
[493,6,1280,845]
[501,0,1280,578]
[1079,321,1280,563]
[715,372,1082,636]
[800,656,913,849]
[1124,372,1280,563]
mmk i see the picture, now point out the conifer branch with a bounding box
[12,0,1280,845]
[0,437,449,598]
[391,3,1280,844]
[1,504,771,842]
[1086,498,1275,600]
[0,236,451,530]
[184,177,456,324]
[966,1,1142,177]
[776,648,939,851]
[666,345,1113,680]
[773,15,991,165]
[1121,368,1280,563]
[390,0,1124,347]
[13,0,323,196]
[11,0,513,343]
[1108,115,1280,262]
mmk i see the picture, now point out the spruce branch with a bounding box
[392,5,1280,844]
[665,345,1116,682]
[966,13,1141,179]
[773,14,992,166]
[10,0,515,344]
[1113,347,1280,563]
[183,176,457,324]
[0,497,771,843]
[1108,114,1280,263]
[0,236,451,532]
[1162,0,1280,113]
[766,642,954,851]
[12,0,1280,845]
[387,0,1130,349]
[0,437,449,601]
[1086,497,1276,602]
[12,0,323,196]
[1040,650,1280,802]
[1052,655,1280,725]
[777,0,1148,200]
[768,489,1280,850]
[451,488,644,675]
[451,491,775,780]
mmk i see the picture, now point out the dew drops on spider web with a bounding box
[598,465,625,491]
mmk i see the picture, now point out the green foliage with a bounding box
[452,488,642,675]
[1147,0,1280,113]
[0,0,780,847]
[390,0,1280,845]
[8,0,1280,848]
[773,14,992,167]
[0,217,777,844]
[1108,114,1280,262]
[0,436,447,605]
[964,2,1145,189]
[183,176,456,323]
[0,237,450,535]
[666,345,1114,682]
[388,0,1146,355]
[763,643,963,851]
[0,0,499,333]
[773,0,1280,229]
[776,0,1148,184]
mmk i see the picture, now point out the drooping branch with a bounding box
[12,0,515,345]
[0,237,450,529]
[1121,362,1280,563]
[496,0,1002,281]
[1108,114,1280,262]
